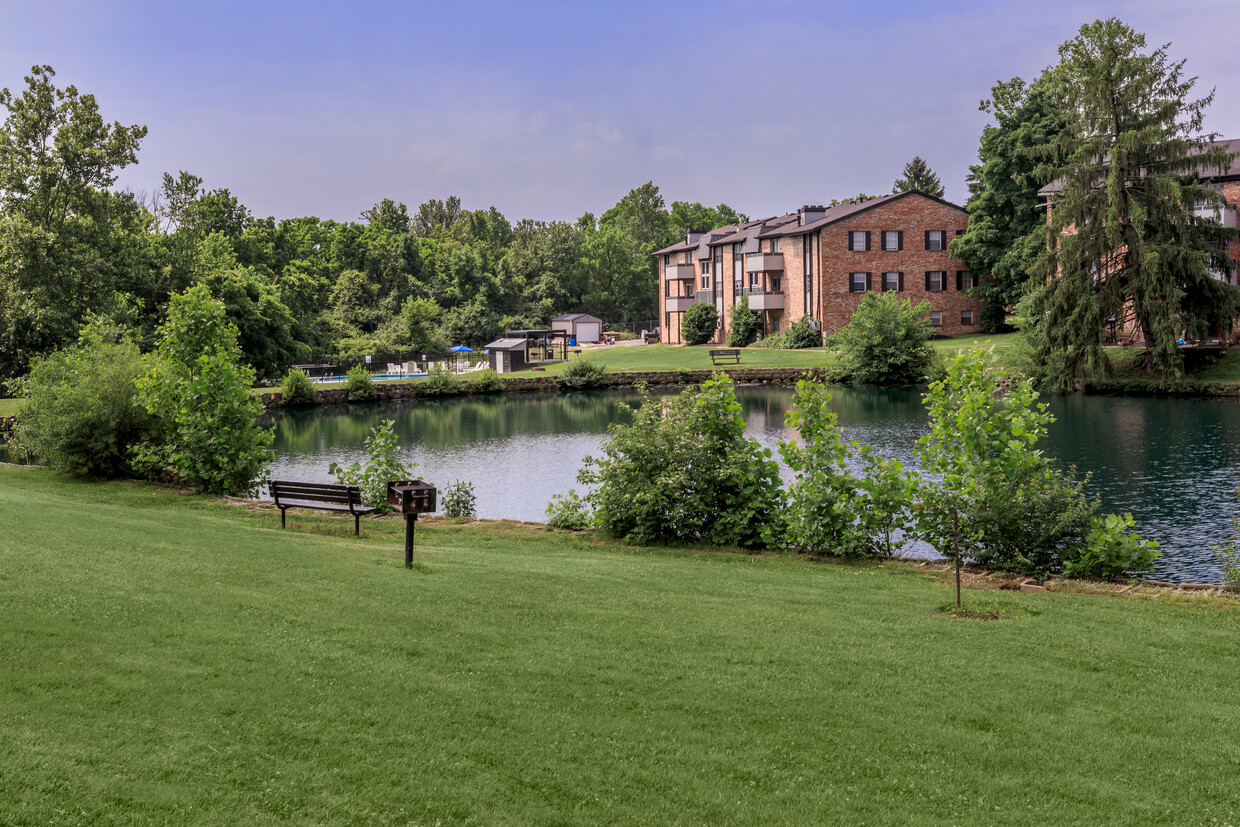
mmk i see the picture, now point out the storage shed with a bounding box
[551,313,603,344]
[485,338,528,374]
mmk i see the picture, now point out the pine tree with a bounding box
[1027,18,1240,390]
[892,156,944,198]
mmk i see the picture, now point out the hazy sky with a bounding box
[3,0,1238,224]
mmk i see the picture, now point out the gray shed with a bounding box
[551,313,603,344]
[486,337,528,374]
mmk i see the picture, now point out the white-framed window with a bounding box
[882,230,901,251]
[883,272,902,292]
[957,270,975,290]
[961,310,975,325]
[771,237,781,253]
[849,230,869,251]
[850,272,870,293]
[930,311,942,326]
[925,271,948,291]
[925,230,947,250]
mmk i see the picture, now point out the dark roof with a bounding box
[651,239,700,255]
[552,313,598,322]
[1038,138,1240,195]
[762,191,965,237]
[487,338,527,350]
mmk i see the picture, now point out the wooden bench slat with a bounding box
[269,480,376,535]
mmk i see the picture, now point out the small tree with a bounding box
[580,374,781,548]
[727,302,762,347]
[681,303,717,346]
[345,365,379,402]
[134,285,272,496]
[329,419,417,511]
[441,480,477,519]
[834,292,935,385]
[279,368,317,407]
[893,156,945,197]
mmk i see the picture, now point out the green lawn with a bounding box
[1192,350,1240,383]
[2,465,1239,823]
[0,397,24,416]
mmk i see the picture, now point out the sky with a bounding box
[3,0,1239,225]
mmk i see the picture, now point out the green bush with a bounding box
[419,363,459,396]
[441,480,477,519]
[561,358,607,390]
[751,332,786,349]
[133,286,272,496]
[345,366,379,402]
[328,419,417,511]
[545,491,593,531]
[681,303,718,346]
[1062,513,1159,580]
[979,303,1013,334]
[782,317,822,349]
[1209,489,1240,586]
[834,292,934,385]
[579,374,782,548]
[8,323,154,478]
[727,302,762,347]
[470,368,504,393]
[280,368,318,407]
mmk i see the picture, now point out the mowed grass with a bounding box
[2,466,1240,823]
[0,397,24,416]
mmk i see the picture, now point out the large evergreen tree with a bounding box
[892,156,944,198]
[1027,18,1240,389]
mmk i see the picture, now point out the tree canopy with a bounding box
[892,157,944,198]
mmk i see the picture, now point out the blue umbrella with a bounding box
[449,345,473,352]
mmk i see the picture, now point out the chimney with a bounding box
[685,227,707,244]
[799,205,826,226]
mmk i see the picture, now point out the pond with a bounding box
[267,386,1240,583]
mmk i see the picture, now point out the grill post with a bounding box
[404,513,416,568]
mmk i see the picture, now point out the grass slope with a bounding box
[2,466,1240,824]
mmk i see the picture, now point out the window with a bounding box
[803,235,814,314]
[733,249,744,294]
[882,230,902,251]
[771,276,781,293]
[929,311,942,326]
[956,270,975,290]
[924,230,946,250]
[925,271,947,291]
[850,272,871,293]
[961,310,975,325]
[664,254,670,265]
[882,271,903,292]
[771,237,781,253]
[849,230,870,251]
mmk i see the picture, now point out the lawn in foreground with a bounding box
[2,465,1239,824]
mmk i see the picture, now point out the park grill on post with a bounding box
[388,480,437,568]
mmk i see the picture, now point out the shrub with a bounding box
[778,380,917,558]
[979,303,1013,334]
[470,368,504,393]
[441,480,477,519]
[834,292,934,385]
[751,332,786,349]
[8,323,154,478]
[419,362,459,396]
[915,349,1098,577]
[1208,489,1240,586]
[1062,513,1159,580]
[681,303,718,346]
[328,419,417,511]
[782,317,822,349]
[345,365,379,402]
[280,368,318,407]
[134,285,272,496]
[727,302,762,347]
[579,374,782,548]
[561,358,607,390]
[545,491,593,531]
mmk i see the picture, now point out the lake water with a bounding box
[266,386,1240,583]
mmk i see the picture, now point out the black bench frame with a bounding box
[269,480,378,536]
[709,348,741,366]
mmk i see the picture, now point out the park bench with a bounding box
[709,348,741,366]
[269,480,377,536]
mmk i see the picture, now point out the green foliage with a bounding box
[560,358,608,390]
[279,368,318,408]
[834,292,934,385]
[727,302,762,347]
[892,156,944,198]
[778,381,917,558]
[545,491,594,531]
[8,323,153,478]
[328,419,416,511]
[978,303,1012,334]
[420,362,459,396]
[133,285,272,496]
[441,480,477,519]
[469,368,504,393]
[781,317,822,349]
[1062,513,1159,580]
[915,350,1098,577]
[580,375,781,548]
[1208,489,1240,586]
[345,365,379,402]
[399,296,446,353]
[681,303,718,346]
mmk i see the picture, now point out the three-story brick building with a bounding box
[656,191,980,344]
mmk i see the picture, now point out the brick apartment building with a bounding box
[655,191,980,345]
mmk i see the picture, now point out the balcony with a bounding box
[665,262,697,280]
[741,287,785,311]
[1194,204,1238,228]
[745,252,784,273]
[666,295,697,312]
[695,288,714,304]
